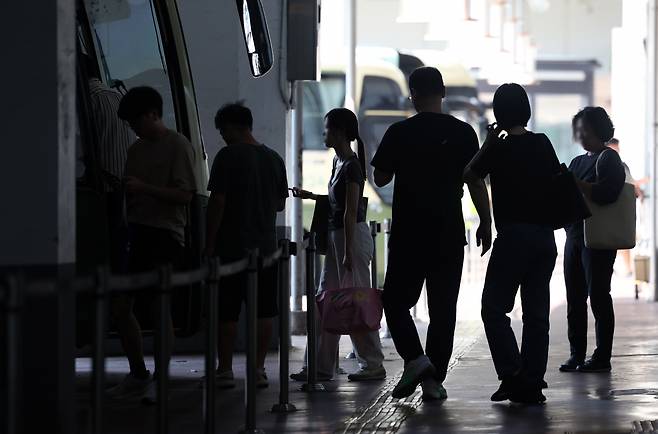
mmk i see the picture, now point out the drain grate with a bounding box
[631,420,658,433]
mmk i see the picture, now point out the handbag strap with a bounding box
[594,148,610,181]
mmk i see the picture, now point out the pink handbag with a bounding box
[316,274,383,335]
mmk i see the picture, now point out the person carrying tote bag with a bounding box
[583,150,637,250]
[560,107,626,375]
[289,108,386,382]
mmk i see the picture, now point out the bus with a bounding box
[74,0,273,340]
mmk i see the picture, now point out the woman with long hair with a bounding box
[290,108,386,382]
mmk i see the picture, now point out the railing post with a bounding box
[204,258,220,434]
[92,266,109,434]
[5,274,23,434]
[369,221,380,289]
[242,249,263,433]
[381,219,392,339]
[301,233,325,392]
[155,265,172,434]
[272,240,297,413]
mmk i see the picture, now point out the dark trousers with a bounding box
[107,191,129,273]
[564,235,616,362]
[481,224,557,384]
[382,242,464,383]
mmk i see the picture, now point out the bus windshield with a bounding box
[85,0,176,129]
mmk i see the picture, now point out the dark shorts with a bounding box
[218,262,279,322]
[128,224,184,273]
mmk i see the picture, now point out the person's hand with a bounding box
[485,122,505,143]
[291,187,316,200]
[124,176,148,194]
[476,222,492,257]
[342,250,353,272]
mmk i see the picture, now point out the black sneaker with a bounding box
[559,356,584,372]
[509,380,546,405]
[491,378,516,402]
[577,358,611,373]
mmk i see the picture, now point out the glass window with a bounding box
[302,74,346,150]
[360,76,403,111]
[85,0,176,129]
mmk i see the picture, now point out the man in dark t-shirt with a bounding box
[371,67,492,400]
[205,103,288,389]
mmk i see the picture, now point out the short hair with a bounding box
[572,107,615,142]
[493,83,531,129]
[409,67,445,98]
[118,86,163,121]
[214,102,253,130]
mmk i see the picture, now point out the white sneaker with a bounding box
[257,368,269,388]
[391,355,436,399]
[348,366,387,381]
[421,377,448,401]
[106,372,152,399]
[216,370,236,389]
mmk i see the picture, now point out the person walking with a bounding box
[464,83,561,404]
[371,67,492,401]
[560,107,625,374]
[290,108,386,382]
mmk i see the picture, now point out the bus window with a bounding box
[360,76,403,111]
[85,0,177,129]
[302,75,346,150]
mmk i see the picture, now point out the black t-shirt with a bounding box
[327,155,367,230]
[565,147,625,239]
[370,112,479,248]
[207,143,288,259]
[470,132,561,228]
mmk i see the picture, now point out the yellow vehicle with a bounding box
[301,59,412,205]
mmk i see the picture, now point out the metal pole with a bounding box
[369,221,379,289]
[291,81,305,315]
[242,249,263,433]
[272,240,297,413]
[381,219,392,339]
[302,233,325,392]
[155,265,172,434]
[6,274,22,434]
[205,258,220,434]
[650,0,658,302]
[92,267,109,434]
[345,0,357,112]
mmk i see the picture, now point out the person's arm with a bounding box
[342,182,360,271]
[204,191,225,257]
[463,123,501,183]
[277,156,289,212]
[371,124,398,187]
[125,177,193,204]
[577,150,626,204]
[467,179,492,256]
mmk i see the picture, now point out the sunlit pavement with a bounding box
[74,273,658,434]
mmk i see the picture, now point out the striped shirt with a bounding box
[89,78,135,191]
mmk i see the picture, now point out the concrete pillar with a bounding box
[0,0,77,432]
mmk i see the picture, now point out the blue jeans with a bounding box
[481,224,557,383]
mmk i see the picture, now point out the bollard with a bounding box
[242,249,264,433]
[5,274,23,434]
[92,266,109,434]
[301,233,325,392]
[205,258,220,434]
[155,265,172,434]
[272,240,297,413]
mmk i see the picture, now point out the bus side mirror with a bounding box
[235,0,274,77]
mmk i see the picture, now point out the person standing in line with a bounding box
[464,83,561,404]
[371,67,492,401]
[204,103,289,389]
[289,108,386,382]
[560,107,625,374]
[108,86,197,403]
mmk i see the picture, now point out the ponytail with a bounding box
[355,134,367,181]
[325,107,366,179]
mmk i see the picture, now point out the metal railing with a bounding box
[1,236,320,434]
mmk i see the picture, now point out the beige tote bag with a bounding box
[584,150,636,250]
